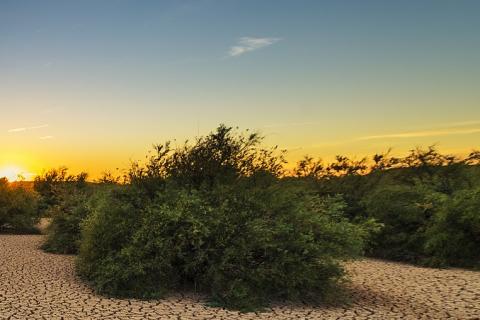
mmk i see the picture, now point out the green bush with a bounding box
[39,169,93,254]
[362,181,480,268]
[77,183,369,310]
[41,189,91,254]
[293,147,480,268]
[76,126,370,310]
[425,188,480,268]
[34,167,88,217]
[362,184,437,263]
[0,178,39,233]
[128,125,285,194]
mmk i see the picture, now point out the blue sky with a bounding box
[1,0,479,177]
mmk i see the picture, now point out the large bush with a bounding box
[363,184,480,268]
[425,188,480,268]
[77,184,368,310]
[75,125,370,310]
[295,147,480,268]
[0,178,39,233]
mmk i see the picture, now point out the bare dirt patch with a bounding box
[0,235,478,319]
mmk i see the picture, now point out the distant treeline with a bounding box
[1,125,479,310]
[291,147,480,268]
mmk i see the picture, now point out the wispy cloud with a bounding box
[7,124,49,133]
[39,135,54,140]
[229,37,281,57]
[440,120,480,127]
[43,61,53,69]
[8,127,27,133]
[357,127,480,141]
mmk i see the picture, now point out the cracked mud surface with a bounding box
[0,235,479,319]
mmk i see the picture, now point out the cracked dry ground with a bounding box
[0,235,479,320]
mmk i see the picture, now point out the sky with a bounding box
[1,0,479,179]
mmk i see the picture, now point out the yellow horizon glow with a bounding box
[1,123,479,182]
[0,165,29,182]
[0,145,475,182]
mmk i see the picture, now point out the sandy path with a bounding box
[0,235,478,319]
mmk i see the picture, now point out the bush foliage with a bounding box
[362,185,435,263]
[74,125,370,310]
[0,178,39,233]
[295,147,480,268]
[37,168,97,254]
[424,188,480,268]
[29,125,480,310]
[77,184,367,310]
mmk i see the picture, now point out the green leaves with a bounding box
[0,178,39,233]
[362,182,480,268]
[76,183,367,310]
[424,188,480,268]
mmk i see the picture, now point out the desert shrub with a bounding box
[39,169,92,254]
[76,123,370,311]
[41,188,91,254]
[360,180,480,267]
[362,184,438,263]
[424,188,480,268]
[34,167,88,216]
[128,124,286,195]
[77,183,369,310]
[0,178,39,233]
[294,147,480,268]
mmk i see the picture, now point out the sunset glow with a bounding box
[1,1,479,179]
[0,165,26,182]
[1,2,480,318]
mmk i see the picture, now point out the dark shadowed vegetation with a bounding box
[293,147,480,268]
[35,169,91,254]
[0,178,39,233]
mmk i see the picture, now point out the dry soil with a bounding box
[0,235,479,319]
